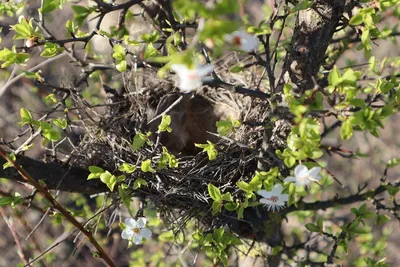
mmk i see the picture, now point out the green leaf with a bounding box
[143,43,159,59]
[236,181,252,192]
[100,171,117,191]
[118,185,131,209]
[115,60,127,72]
[133,178,148,189]
[141,159,155,173]
[208,184,222,201]
[224,202,238,211]
[195,141,218,160]
[221,192,233,202]
[141,31,159,43]
[305,223,322,233]
[213,228,224,242]
[158,115,172,133]
[72,5,92,26]
[292,0,313,12]
[45,94,57,104]
[0,47,30,67]
[216,118,240,136]
[65,20,77,34]
[131,132,151,151]
[53,118,67,129]
[19,108,32,126]
[341,119,353,140]
[349,13,364,26]
[272,246,283,256]
[119,162,136,174]
[376,214,390,225]
[158,231,175,242]
[386,185,399,196]
[40,121,61,141]
[3,153,16,169]
[42,0,59,13]
[229,66,244,73]
[40,42,63,57]
[211,200,222,215]
[387,158,399,168]
[87,166,104,180]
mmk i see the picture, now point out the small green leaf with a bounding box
[118,185,131,209]
[221,192,233,202]
[349,13,364,26]
[236,181,252,192]
[305,223,322,233]
[100,171,117,191]
[131,132,151,151]
[53,118,67,129]
[341,119,353,140]
[141,159,155,173]
[224,202,238,211]
[87,166,104,180]
[195,141,218,160]
[65,20,77,34]
[3,153,16,169]
[158,115,172,133]
[213,228,224,242]
[141,31,159,43]
[46,94,57,104]
[119,162,136,173]
[19,108,32,126]
[133,178,148,189]
[208,184,222,201]
[42,0,59,13]
[292,0,313,12]
[115,60,127,72]
[229,66,244,73]
[158,230,175,242]
[387,158,399,168]
[72,5,92,26]
[211,200,222,215]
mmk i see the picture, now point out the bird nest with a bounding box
[68,67,290,235]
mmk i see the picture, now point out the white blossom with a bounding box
[257,184,288,212]
[170,64,214,93]
[121,217,152,245]
[225,30,259,52]
[284,164,322,187]
[18,15,26,24]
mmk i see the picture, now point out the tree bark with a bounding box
[0,155,107,194]
[280,0,346,92]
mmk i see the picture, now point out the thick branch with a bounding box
[286,180,400,213]
[0,155,107,194]
[280,1,345,91]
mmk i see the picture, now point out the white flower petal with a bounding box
[121,228,133,240]
[284,176,296,182]
[280,194,289,202]
[171,64,188,74]
[257,189,273,198]
[136,217,147,228]
[179,77,202,91]
[125,218,136,228]
[259,198,273,205]
[271,184,283,194]
[196,64,214,76]
[309,167,322,181]
[140,228,152,239]
[294,165,308,177]
[226,30,259,52]
[133,234,143,245]
[260,198,285,212]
